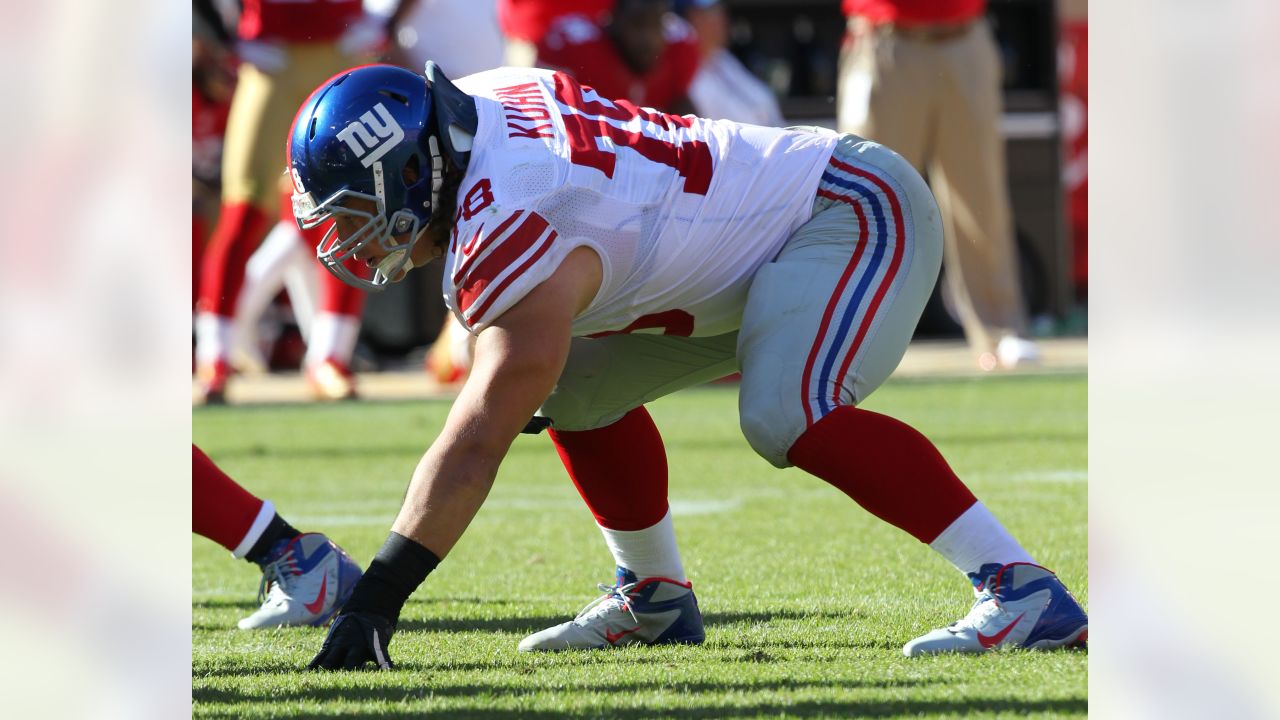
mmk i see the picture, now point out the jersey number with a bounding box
[460,178,495,221]
[552,74,713,195]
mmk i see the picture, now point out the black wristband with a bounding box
[342,532,441,623]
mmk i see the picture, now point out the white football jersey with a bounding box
[443,67,837,338]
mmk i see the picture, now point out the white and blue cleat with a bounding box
[903,562,1088,656]
[237,533,362,630]
[519,567,705,651]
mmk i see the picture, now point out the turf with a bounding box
[193,372,1087,719]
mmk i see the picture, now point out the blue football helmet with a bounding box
[288,64,444,291]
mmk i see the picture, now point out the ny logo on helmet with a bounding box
[336,103,405,168]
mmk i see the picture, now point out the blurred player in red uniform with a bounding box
[194,0,389,403]
[192,37,234,309]
[535,0,700,113]
[497,0,611,66]
[193,445,361,628]
[283,64,1087,670]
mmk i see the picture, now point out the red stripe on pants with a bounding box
[786,406,977,543]
[800,189,870,426]
[548,407,669,531]
[192,444,264,551]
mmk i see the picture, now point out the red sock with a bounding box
[197,201,270,316]
[548,407,669,531]
[786,406,977,543]
[192,444,264,551]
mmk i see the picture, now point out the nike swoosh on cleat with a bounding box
[604,627,640,645]
[978,612,1025,649]
[304,576,328,614]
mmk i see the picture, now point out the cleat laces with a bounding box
[949,590,1004,634]
[255,548,300,605]
[574,580,640,626]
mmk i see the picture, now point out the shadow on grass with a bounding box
[194,676,950,713]
[390,606,856,636]
[195,680,1086,719]
[193,606,896,649]
[196,677,937,704]
[195,647,796,680]
[196,700,1088,719]
[195,637,1087,681]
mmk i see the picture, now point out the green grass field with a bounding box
[193,373,1087,719]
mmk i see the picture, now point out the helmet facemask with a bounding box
[294,134,445,292]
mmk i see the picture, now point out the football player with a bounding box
[193,445,361,629]
[289,63,1087,669]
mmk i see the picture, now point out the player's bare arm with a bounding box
[390,244,602,557]
[308,245,600,671]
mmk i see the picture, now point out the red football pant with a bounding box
[548,408,669,531]
[197,201,270,317]
[786,405,977,543]
[192,444,264,551]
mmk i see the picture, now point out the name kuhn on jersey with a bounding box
[443,68,838,338]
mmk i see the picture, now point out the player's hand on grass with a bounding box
[307,611,396,671]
